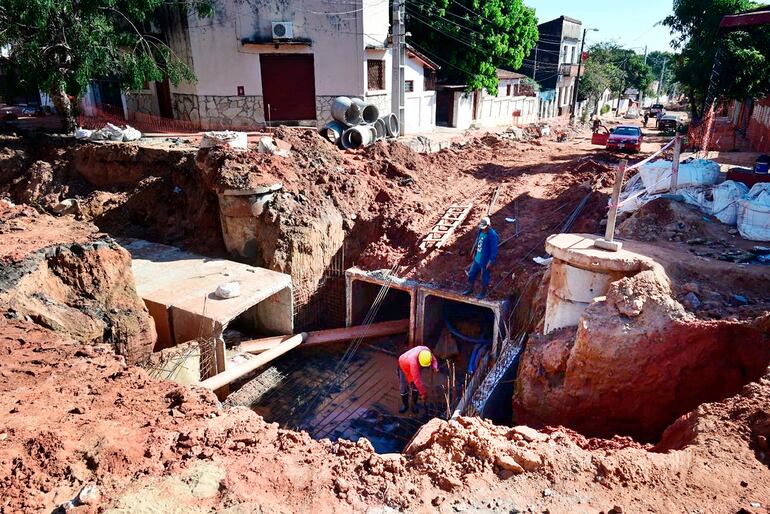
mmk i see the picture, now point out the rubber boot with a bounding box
[476,287,488,300]
[411,390,420,414]
[398,393,409,414]
[461,286,473,296]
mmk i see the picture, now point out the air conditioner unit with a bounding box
[272,21,293,40]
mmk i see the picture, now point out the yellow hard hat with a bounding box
[418,350,432,367]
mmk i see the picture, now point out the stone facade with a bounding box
[173,93,201,125]
[167,93,391,130]
[126,92,159,117]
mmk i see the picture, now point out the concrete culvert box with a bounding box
[346,268,416,342]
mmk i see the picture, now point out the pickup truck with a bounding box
[649,103,665,117]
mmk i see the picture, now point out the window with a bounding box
[404,80,414,93]
[506,84,512,96]
[424,69,436,91]
[367,60,385,90]
[571,47,576,63]
[563,45,568,63]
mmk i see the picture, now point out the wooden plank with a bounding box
[198,333,307,391]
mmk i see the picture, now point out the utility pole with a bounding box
[638,45,648,110]
[570,27,597,124]
[391,0,405,136]
[657,57,668,101]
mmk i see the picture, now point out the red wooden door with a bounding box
[260,54,317,123]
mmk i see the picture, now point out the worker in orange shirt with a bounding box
[397,346,438,414]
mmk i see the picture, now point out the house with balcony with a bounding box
[122,1,437,133]
[518,15,583,119]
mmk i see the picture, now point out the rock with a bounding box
[542,488,552,497]
[750,502,761,508]
[686,237,708,245]
[509,425,548,443]
[77,485,100,505]
[757,435,768,450]
[729,228,739,235]
[439,475,462,491]
[511,449,543,471]
[495,455,525,474]
[609,506,623,514]
[681,292,701,310]
[432,496,445,506]
[51,198,78,215]
[334,478,350,493]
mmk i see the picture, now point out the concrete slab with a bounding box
[123,239,293,346]
[545,233,651,273]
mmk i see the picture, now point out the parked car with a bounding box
[649,103,666,117]
[657,114,680,132]
[624,108,640,119]
[606,125,643,153]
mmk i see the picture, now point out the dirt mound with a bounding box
[514,249,770,442]
[0,201,156,361]
[2,316,769,512]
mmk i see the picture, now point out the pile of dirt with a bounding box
[2,315,769,512]
[0,136,225,256]
[514,239,770,442]
[0,200,156,361]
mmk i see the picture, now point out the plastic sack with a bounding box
[215,281,241,299]
[74,127,93,140]
[122,125,142,142]
[200,131,247,150]
[736,183,770,241]
[711,180,749,225]
[639,159,720,194]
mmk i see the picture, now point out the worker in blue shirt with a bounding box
[462,216,499,299]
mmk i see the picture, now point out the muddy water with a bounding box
[230,339,450,453]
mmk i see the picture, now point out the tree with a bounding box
[646,50,676,96]
[578,42,653,114]
[406,0,538,94]
[0,0,212,131]
[663,0,770,119]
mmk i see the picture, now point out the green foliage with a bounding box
[600,104,610,115]
[578,42,653,105]
[0,0,211,111]
[663,0,770,117]
[406,0,539,94]
[646,50,676,94]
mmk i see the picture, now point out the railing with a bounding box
[559,63,578,76]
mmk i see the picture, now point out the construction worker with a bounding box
[398,346,438,414]
[462,216,499,299]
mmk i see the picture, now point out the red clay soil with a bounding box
[1,316,770,513]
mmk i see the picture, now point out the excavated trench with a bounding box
[6,135,769,456]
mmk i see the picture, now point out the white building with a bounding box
[124,1,436,133]
[436,70,538,130]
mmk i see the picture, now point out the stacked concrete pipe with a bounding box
[321,96,397,149]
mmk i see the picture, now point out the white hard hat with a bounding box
[479,216,491,229]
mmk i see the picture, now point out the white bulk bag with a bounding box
[736,183,770,241]
[711,180,749,225]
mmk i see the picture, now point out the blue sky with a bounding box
[525,0,677,53]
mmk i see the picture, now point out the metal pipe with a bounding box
[331,96,363,126]
[319,121,347,145]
